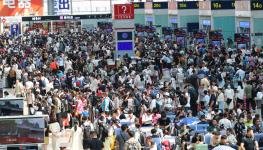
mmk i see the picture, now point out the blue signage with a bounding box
[203,20,211,26]
[117,42,133,51]
[59,0,70,9]
[10,24,19,37]
[169,18,177,23]
[117,32,133,41]
[239,21,250,28]
[146,17,153,22]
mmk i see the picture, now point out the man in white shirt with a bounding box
[142,110,153,126]
[219,113,232,129]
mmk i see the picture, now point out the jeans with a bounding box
[218,101,224,113]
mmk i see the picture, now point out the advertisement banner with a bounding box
[0,0,43,16]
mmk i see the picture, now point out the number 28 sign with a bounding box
[114,4,134,20]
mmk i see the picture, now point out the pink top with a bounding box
[76,98,84,114]
[152,113,161,124]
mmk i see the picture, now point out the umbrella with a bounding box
[212,145,235,150]
[177,117,199,126]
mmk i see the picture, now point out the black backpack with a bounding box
[217,73,223,81]
[83,124,92,139]
[179,94,187,106]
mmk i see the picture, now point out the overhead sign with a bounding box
[251,0,263,10]
[152,2,168,9]
[133,2,144,9]
[234,33,250,43]
[54,0,71,15]
[59,0,70,9]
[178,1,199,10]
[114,4,134,20]
[211,1,235,10]
[117,32,133,41]
[0,0,43,16]
[22,14,112,21]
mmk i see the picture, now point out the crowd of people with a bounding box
[0,22,263,150]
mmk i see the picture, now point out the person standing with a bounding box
[70,121,83,150]
[224,85,235,110]
[83,131,104,150]
[124,131,141,150]
[116,125,130,150]
[240,127,259,150]
[244,81,254,111]
[217,88,225,113]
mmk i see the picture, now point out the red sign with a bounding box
[2,18,6,24]
[0,0,43,16]
[114,4,134,20]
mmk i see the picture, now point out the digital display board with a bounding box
[152,2,168,9]
[176,36,186,47]
[117,32,133,41]
[162,27,173,35]
[211,1,235,10]
[212,40,221,47]
[234,33,250,43]
[174,29,187,36]
[209,31,223,40]
[203,20,211,26]
[0,98,24,116]
[251,0,263,10]
[194,31,207,38]
[133,2,145,9]
[196,38,206,44]
[22,14,112,21]
[239,21,250,28]
[117,42,133,51]
[178,1,199,10]
[169,18,177,23]
[0,116,45,145]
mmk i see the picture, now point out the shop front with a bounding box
[21,14,111,34]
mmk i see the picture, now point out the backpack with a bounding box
[75,80,81,87]
[179,94,187,106]
[127,142,138,150]
[109,100,113,111]
[162,140,172,150]
[83,124,92,139]
[40,79,46,88]
[217,73,223,81]
[53,79,60,88]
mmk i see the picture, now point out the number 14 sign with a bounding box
[114,4,134,20]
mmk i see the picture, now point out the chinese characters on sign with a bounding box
[3,0,31,8]
[0,0,43,16]
[59,15,73,20]
[59,0,69,9]
[3,0,15,8]
[114,4,134,20]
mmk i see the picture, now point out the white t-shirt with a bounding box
[236,86,244,100]
[256,92,263,100]
[142,114,153,123]
[225,89,234,100]
[185,92,191,107]
[25,81,34,90]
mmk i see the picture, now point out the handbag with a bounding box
[226,98,232,105]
